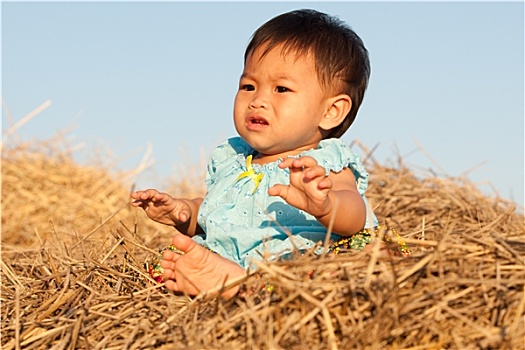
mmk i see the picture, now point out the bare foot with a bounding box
[161,234,245,298]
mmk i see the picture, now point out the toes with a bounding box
[164,279,178,291]
[161,258,176,270]
[172,234,197,253]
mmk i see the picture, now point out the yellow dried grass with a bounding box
[1,133,524,349]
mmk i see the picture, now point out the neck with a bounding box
[251,144,320,165]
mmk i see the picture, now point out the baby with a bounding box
[132,9,407,298]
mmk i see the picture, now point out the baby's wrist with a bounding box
[314,193,340,222]
[313,202,333,222]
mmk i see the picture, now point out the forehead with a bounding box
[246,42,315,69]
[247,42,315,63]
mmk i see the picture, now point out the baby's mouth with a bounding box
[248,116,269,126]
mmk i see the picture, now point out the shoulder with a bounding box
[209,137,252,162]
[304,139,360,172]
[207,137,253,175]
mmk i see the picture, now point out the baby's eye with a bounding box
[276,86,290,93]
[241,84,255,91]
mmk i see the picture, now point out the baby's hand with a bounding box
[130,189,191,226]
[268,156,333,218]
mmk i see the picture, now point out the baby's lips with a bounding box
[248,115,269,125]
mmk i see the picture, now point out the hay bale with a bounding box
[1,141,176,249]
[1,139,523,349]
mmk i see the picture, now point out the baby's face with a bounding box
[233,43,333,164]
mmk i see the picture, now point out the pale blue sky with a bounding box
[3,1,524,207]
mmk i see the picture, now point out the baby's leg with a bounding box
[161,234,245,298]
[329,226,410,257]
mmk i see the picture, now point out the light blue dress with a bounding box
[193,137,378,268]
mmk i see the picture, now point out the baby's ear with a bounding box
[319,94,352,131]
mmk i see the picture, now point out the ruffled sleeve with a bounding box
[304,138,369,196]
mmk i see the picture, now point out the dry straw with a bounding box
[1,128,523,349]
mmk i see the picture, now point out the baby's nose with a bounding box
[249,91,269,109]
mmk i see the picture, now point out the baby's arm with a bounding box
[130,189,204,237]
[268,156,366,236]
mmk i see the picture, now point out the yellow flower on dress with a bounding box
[235,155,264,194]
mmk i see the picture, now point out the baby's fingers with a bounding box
[279,156,315,170]
[176,207,191,223]
[305,165,328,181]
[279,157,326,179]
[268,184,289,200]
[277,157,296,169]
[281,156,318,169]
[130,193,150,208]
[293,156,319,168]
[131,189,158,201]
